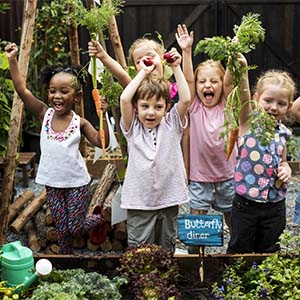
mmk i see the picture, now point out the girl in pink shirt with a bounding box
[176,25,236,252]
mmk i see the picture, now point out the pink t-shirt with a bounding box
[189,97,237,182]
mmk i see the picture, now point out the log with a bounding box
[45,243,60,255]
[23,219,41,252]
[111,238,123,251]
[72,236,86,249]
[99,237,113,252]
[0,0,37,244]
[45,207,53,225]
[103,182,119,221]
[46,226,58,242]
[8,189,34,223]
[114,221,127,241]
[87,239,99,251]
[88,163,116,214]
[9,189,46,233]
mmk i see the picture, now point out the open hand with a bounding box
[175,24,194,50]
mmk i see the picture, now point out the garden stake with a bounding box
[199,245,205,284]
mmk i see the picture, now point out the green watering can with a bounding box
[0,241,52,292]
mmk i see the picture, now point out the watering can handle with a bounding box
[11,242,29,258]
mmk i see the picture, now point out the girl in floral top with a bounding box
[5,43,108,254]
[227,53,296,254]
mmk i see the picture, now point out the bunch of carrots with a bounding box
[194,12,265,160]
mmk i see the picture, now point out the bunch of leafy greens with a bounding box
[26,268,127,300]
[211,231,300,299]
[194,13,266,148]
[118,244,181,300]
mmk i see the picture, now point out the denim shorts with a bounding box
[189,179,234,212]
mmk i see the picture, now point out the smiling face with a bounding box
[254,84,292,121]
[48,72,80,116]
[194,62,224,108]
[136,96,167,129]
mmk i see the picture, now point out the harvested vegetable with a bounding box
[194,13,265,158]
[163,52,175,63]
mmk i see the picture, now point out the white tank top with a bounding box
[36,108,90,188]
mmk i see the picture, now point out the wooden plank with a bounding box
[0,0,37,244]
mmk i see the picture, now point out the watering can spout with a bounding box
[15,258,53,293]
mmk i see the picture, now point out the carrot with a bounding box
[226,127,239,161]
[92,88,101,117]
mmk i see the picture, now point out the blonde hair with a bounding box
[132,75,170,106]
[254,70,296,104]
[128,38,164,67]
[194,60,225,82]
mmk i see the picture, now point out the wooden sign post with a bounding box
[178,214,223,283]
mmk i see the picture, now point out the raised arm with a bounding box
[120,59,154,130]
[88,40,131,88]
[176,24,195,102]
[5,43,47,122]
[166,47,191,120]
[236,53,251,134]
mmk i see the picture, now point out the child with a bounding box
[88,38,190,174]
[176,24,236,243]
[227,56,295,253]
[5,43,108,254]
[119,48,190,252]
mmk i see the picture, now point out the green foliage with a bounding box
[26,268,127,300]
[118,244,181,300]
[211,230,300,300]
[0,44,14,157]
[99,67,123,109]
[68,0,123,38]
[0,1,9,14]
[0,280,19,300]
[249,101,277,147]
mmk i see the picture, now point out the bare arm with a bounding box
[167,47,191,120]
[176,24,196,102]
[236,54,251,135]
[5,43,47,122]
[88,40,131,88]
[289,96,300,123]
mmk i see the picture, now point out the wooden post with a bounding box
[0,0,37,244]
[68,3,86,157]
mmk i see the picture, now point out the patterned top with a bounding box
[234,123,291,203]
[120,107,189,210]
[189,96,237,182]
[36,108,90,188]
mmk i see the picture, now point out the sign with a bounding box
[178,214,223,246]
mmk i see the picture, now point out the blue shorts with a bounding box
[189,179,234,213]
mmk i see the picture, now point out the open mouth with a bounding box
[204,91,214,101]
[53,101,64,111]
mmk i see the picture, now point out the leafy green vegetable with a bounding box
[26,268,127,300]
[118,244,180,300]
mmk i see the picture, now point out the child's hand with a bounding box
[88,40,105,58]
[277,164,292,183]
[163,47,182,67]
[4,43,18,59]
[139,56,155,74]
[237,53,248,69]
[175,24,194,50]
[101,98,108,113]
